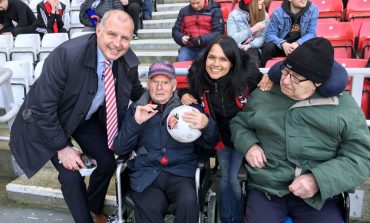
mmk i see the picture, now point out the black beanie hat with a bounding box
[284,37,334,83]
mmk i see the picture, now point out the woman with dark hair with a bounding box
[180,36,271,223]
[227,0,269,64]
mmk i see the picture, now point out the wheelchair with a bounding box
[107,149,218,223]
[237,165,352,223]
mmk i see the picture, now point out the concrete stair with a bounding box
[131,2,186,63]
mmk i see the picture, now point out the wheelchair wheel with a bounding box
[207,191,217,223]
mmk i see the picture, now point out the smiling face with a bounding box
[96,11,133,61]
[205,44,232,80]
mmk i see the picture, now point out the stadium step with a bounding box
[137,28,172,39]
[143,19,176,29]
[152,10,179,20]
[130,39,179,51]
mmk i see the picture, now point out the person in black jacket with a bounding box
[180,36,270,223]
[34,0,67,35]
[0,0,36,35]
[119,0,141,39]
[114,59,218,223]
[9,10,145,223]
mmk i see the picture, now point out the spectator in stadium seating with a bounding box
[34,0,67,35]
[114,59,218,223]
[0,0,36,35]
[180,36,272,223]
[231,37,370,223]
[172,0,224,62]
[227,0,269,65]
[10,10,145,223]
[119,0,141,39]
[80,0,123,28]
[260,0,319,67]
[142,0,151,20]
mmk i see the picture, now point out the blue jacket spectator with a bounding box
[260,0,318,67]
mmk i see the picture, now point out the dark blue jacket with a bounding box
[114,91,218,192]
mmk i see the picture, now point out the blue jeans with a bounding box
[177,46,205,62]
[142,0,152,17]
[217,147,244,223]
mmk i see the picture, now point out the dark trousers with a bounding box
[124,2,141,34]
[245,189,343,223]
[51,112,116,223]
[260,42,286,67]
[130,171,199,223]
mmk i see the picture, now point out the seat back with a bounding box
[346,0,370,21]
[358,22,370,60]
[0,34,13,66]
[310,0,343,22]
[41,33,69,48]
[268,1,282,17]
[3,60,34,105]
[265,57,285,68]
[316,22,355,59]
[11,34,41,63]
[3,60,34,84]
[70,31,95,39]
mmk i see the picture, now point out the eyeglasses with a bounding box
[280,64,310,85]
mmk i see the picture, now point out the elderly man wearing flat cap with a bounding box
[114,60,218,223]
[230,37,370,223]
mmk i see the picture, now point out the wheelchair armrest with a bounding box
[238,161,248,182]
[197,148,211,170]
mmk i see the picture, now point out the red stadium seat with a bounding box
[358,22,370,60]
[345,0,370,35]
[337,58,370,118]
[316,22,355,59]
[173,61,192,88]
[268,1,282,17]
[264,57,285,68]
[310,0,343,22]
[213,0,237,34]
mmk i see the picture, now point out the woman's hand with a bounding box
[257,74,273,91]
[181,93,198,105]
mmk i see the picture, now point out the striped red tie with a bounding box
[103,60,118,150]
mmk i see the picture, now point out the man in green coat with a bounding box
[230,37,370,223]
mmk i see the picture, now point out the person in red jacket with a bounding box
[172,0,224,62]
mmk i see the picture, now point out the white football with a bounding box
[167,105,202,143]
